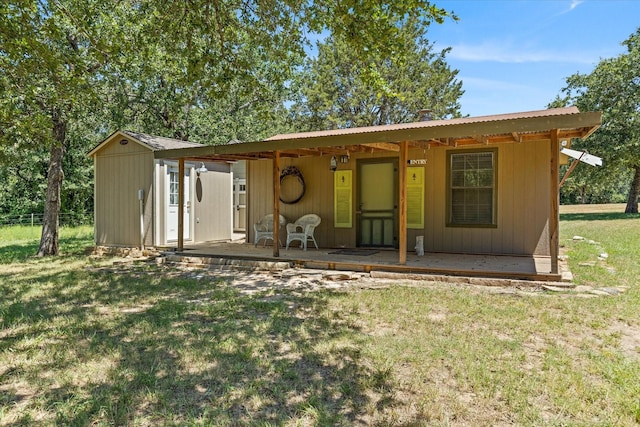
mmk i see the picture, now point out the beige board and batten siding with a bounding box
[421,140,550,256]
[247,138,552,256]
[194,162,233,243]
[94,138,154,247]
[248,155,355,249]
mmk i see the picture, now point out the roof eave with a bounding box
[154,111,602,160]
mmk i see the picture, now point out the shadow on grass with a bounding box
[560,212,640,222]
[0,244,37,264]
[1,260,393,425]
[0,235,92,264]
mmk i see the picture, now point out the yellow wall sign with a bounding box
[407,166,424,229]
[334,170,352,228]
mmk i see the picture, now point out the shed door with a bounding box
[233,178,247,232]
[357,160,397,248]
[166,168,190,241]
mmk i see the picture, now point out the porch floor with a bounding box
[177,238,569,282]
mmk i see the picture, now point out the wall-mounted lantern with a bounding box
[196,162,208,176]
[330,156,338,172]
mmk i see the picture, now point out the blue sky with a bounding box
[426,0,640,117]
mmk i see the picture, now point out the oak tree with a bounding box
[559,28,640,213]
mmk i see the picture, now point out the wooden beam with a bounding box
[550,129,560,274]
[177,158,185,251]
[559,156,581,189]
[287,148,323,157]
[273,150,280,257]
[511,132,523,143]
[581,125,600,140]
[408,140,432,150]
[398,141,408,265]
[317,147,352,155]
[471,135,488,145]
[361,142,400,152]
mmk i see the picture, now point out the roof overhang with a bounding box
[154,107,602,162]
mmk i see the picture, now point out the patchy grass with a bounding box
[1,209,639,425]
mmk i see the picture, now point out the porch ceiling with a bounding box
[154,107,602,162]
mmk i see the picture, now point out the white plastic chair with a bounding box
[253,214,286,247]
[285,214,321,250]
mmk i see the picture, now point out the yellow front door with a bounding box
[358,159,397,247]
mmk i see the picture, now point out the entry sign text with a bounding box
[408,159,427,165]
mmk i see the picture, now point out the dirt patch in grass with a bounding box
[608,322,640,361]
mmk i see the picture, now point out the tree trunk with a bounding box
[37,117,66,256]
[625,165,640,214]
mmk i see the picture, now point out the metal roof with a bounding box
[153,107,601,162]
[265,106,586,142]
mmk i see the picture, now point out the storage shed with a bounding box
[88,130,233,248]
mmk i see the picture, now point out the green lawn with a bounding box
[0,211,639,426]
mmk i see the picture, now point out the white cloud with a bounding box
[555,0,583,16]
[445,41,601,65]
[459,76,531,92]
[570,0,583,11]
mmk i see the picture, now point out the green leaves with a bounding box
[290,17,463,130]
[558,28,640,211]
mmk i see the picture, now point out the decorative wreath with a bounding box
[279,166,306,204]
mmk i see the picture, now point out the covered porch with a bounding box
[173,240,569,282]
[156,107,600,280]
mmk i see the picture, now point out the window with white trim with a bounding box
[448,150,497,226]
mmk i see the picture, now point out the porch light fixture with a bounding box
[196,162,208,176]
[330,155,338,172]
[340,153,350,163]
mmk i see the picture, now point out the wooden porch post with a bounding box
[550,129,560,274]
[398,141,408,265]
[273,151,280,257]
[178,158,185,251]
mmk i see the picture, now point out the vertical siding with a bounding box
[534,141,551,255]
[521,142,537,253]
[415,142,551,256]
[248,156,347,248]
[193,162,233,242]
[500,143,516,253]
[94,141,154,247]
[247,140,553,255]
